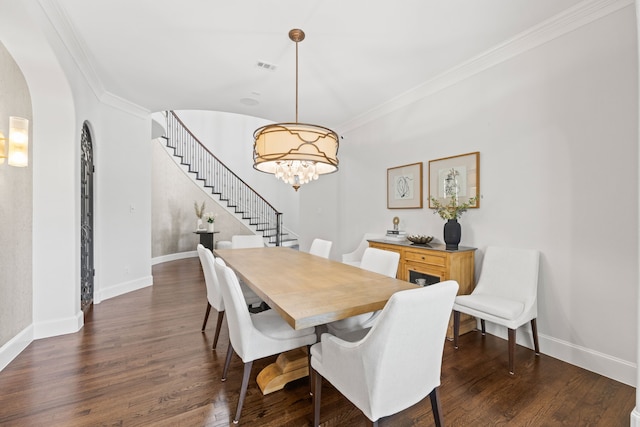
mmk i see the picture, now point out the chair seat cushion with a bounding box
[455,294,524,320]
[252,310,315,339]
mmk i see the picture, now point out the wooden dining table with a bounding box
[214,246,417,393]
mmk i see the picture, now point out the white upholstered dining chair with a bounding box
[229,235,266,310]
[309,238,332,259]
[452,246,541,375]
[311,280,459,427]
[231,234,265,249]
[341,233,382,267]
[326,247,400,338]
[214,258,317,424]
[197,244,261,350]
[359,247,400,278]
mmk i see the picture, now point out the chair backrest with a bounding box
[197,244,224,312]
[342,233,382,264]
[214,258,255,359]
[474,246,540,306]
[360,247,400,278]
[231,235,265,249]
[359,281,459,420]
[309,238,332,258]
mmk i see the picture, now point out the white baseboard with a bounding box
[98,275,153,301]
[483,323,636,387]
[152,251,197,265]
[1,274,153,373]
[631,408,640,426]
[2,311,86,372]
[0,325,33,371]
[33,311,84,340]
[539,333,636,387]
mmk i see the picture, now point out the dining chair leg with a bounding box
[212,311,225,350]
[453,310,460,349]
[312,368,322,427]
[222,340,233,381]
[508,328,516,375]
[429,386,444,427]
[201,302,212,331]
[531,318,540,355]
[480,319,486,335]
[233,360,254,424]
[307,345,313,396]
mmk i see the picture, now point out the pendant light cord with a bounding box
[295,39,299,123]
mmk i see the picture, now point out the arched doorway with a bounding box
[80,122,94,313]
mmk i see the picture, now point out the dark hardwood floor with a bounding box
[0,257,634,426]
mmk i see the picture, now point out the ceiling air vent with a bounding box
[256,61,277,71]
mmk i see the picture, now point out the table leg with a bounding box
[256,347,309,394]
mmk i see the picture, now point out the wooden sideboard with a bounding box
[368,239,477,338]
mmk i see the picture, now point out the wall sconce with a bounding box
[2,116,29,167]
[0,131,6,164]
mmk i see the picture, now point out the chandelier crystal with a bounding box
[253,29,339,191]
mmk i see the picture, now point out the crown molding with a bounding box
[38,0,633,127]
[36,0,104,101]
[36,0,150,119]
[98,91,151,119]
[338,0,634,134]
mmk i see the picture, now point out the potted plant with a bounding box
[203,212,217,232]
[430,195,478,250]
[194,201,206,230]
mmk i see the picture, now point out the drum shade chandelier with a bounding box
[253,29,339,191]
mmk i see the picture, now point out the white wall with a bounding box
[0,0,81,341]
[299,172,341,257]
[151,138,255,259]
[92,107,152,302]
[305,5,639,385]
[0,41,32,355]
[0,0,154,350]
[28,0,154,305]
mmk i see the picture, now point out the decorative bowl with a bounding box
[407,235,433,245]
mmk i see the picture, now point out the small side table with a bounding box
[194,231,219,251]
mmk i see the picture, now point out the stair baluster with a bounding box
[164,111,286,246]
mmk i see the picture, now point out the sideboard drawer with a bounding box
[404,250,446,267]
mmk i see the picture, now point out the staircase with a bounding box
[164,111,294,246]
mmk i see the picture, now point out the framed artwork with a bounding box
[387,162,423,209]
[428,152,480,208]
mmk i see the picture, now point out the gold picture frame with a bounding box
[387,162,423,209]
[428,152,480,208]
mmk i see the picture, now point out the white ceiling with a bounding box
[44,0,586,129]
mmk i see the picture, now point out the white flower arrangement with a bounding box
[203,212,217,223]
